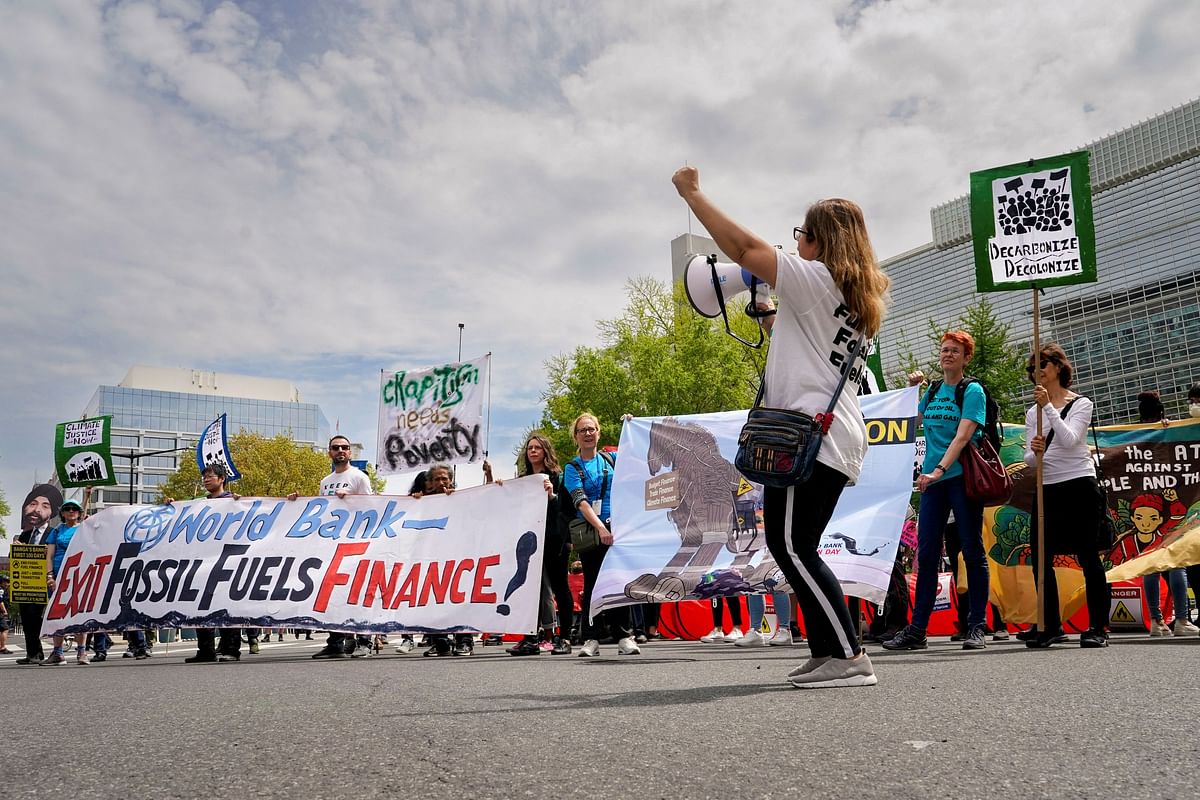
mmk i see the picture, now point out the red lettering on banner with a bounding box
[364,562,403,608]
[47,551,84,620]
[347,558,372,605]
[314,542,370,612]
[450,559,474,603]
[471,554,500,603]
[418,561,454,607]
[392,563,420,608]
[85,555,112,612]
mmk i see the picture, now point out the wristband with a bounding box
[933,464,946,474]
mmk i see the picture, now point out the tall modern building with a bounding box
[881,98,1200,424]
[77,366,329,509]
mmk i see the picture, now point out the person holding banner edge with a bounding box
[672,165,889,688]
[566,413,640,657]
[884,332,990,652]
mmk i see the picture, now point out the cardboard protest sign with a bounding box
[54,416,117,488]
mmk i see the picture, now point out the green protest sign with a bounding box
[969,150,1097,293]
[54,415,118,488]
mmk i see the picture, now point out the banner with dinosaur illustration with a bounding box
[986,417,1200,626]
[590,387,919,617]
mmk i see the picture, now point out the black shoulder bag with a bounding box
[735,335,864,488]
[1044,398,1116,552]
[567,453,613,553]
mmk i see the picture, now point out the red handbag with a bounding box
[959,437,1013,506]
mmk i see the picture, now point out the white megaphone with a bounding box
[683,254,774,348]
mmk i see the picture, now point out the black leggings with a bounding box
[763,462,858,660]
[580,543,631,641]
[539,533,573,636]
[1029,477,1110,631]
[711,597,744,627]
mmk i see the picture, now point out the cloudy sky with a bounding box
[2,0,1198,530]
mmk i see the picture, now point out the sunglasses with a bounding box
[1026,359,1057,372]
[330,444,352,451]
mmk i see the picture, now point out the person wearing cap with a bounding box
[0,575,12,655]
[14,483,63,664]
[167,463,245,663]
[42,490,92,665]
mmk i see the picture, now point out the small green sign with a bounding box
[969,150,1097,292]
[54,415,117,488]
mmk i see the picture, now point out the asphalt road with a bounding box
[2,631,1196,799]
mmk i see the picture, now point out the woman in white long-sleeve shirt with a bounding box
[1022,343,1110,648]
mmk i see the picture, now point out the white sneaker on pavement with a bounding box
[733,630,766,648]
[617,637,641,655]
[1149,619,1173,637]
[577,639,600,657]
[1172,618,1199,636]
[768,629,794,646]
[699,627,724,643]
[723,627,744,643]
[788,652,877,689]
[395,638,415,654]
[786,656,830,679]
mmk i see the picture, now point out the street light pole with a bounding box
[457,322,465,362]
[113,445,192,505]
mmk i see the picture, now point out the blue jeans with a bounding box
[1144,569,1189,622]
[746,592,792,630]
[912,476,988,630]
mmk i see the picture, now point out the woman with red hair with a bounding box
[885,331,992,652]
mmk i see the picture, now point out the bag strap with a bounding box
[1042,397,1079,449]
[753,334,866,430]
[1089,415,1106,483]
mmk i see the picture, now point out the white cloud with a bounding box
[3,0,1199,529]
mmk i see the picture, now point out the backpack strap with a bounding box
[921,379,943,412]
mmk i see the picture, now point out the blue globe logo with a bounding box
[124,505,176,551]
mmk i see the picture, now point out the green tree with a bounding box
[893,297,1028,420]
[0,482,10,540]
[159,431,338,501]
[534,276,768,461]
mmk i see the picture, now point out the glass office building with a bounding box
[881,98,1200,424]
[80,367,329,509]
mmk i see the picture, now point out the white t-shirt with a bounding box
[320,467,374,496]
[762,250,868,483]
[1022,395,1095,484]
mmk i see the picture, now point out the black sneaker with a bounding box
[962,623,988,650]
[550,637,572,655]
[92,651,107,662]
[1080,629,1109,648]
[423,640,452,657]
[217,650,241,662]
[882,625,927,650]
[311,646,346,659]
[506,638,540,656]
[134,649,151,660]
[185,652,218,664]
[452,639,474,657]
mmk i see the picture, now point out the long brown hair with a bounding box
[802,198,891,337]
[520,432,561,476]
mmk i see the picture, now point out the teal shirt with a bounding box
[920,380,986,481]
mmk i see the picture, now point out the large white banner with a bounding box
[591,387,918,615]
[44,476,547,636]
[376,354,490,477]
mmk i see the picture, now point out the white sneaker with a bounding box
[723,627,744,643]
[789,652,877,689]
[394,638,415,654]
[733,630,766,648]
[617,637,641,655]
[1149,619,1173,637]
[699,627,724,643]
[787,656,831,679]
[1173,618,1199,636]
[768,629,794,647]
[577,639,600,657]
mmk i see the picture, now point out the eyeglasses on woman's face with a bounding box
[793,227,809,241]
[576,426,598,436]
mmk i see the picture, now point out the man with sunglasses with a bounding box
[309,435,375,659]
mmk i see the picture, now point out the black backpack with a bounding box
[923,376,1003,451]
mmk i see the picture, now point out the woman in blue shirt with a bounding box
[884,331,991,652]
[563,413,640,657]
[43,497,87,664]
